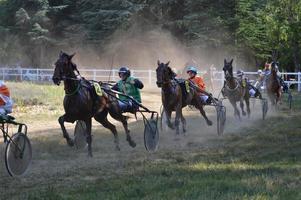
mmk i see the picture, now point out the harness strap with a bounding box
[225,78,239,92]
[65,82,81,96]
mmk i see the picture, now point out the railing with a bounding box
[1,68,301,91]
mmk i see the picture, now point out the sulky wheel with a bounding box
[5,132,32,176]
[144,118,159,152]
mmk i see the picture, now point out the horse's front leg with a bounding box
[165,109,175,130]
[85,118,93,157]
[239,99,246,116]
[175,104,182,135]
[277,88,282,105]
[58,114,74,147]
[230,100,241,120]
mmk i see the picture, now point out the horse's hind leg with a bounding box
[85,118,93,157]
[195,100,212,126]
[120,116,136,148]
[109,109,136,148]
[58,114,74,147]
[94,114,120,151]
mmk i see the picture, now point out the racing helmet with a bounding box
[186,66,198,74]
[118,66,131,79]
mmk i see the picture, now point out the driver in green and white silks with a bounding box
[111,67,144,113]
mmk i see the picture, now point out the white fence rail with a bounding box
[1,68,301,91]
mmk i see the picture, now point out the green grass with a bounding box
[18,112,301,199]
[7,82,65,122]
[2,82,301,200]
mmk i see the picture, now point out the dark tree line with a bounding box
[0,0,300,71]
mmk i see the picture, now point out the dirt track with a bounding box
[0,88,279,198]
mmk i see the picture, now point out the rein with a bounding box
[65,82,81,96]
[60,76,82,96]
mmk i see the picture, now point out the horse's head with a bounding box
[52,51,76,85]
[271,61,279,74]
[222,59,234,80]
[155,60,175,87]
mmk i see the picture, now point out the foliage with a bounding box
[0,0,300,70]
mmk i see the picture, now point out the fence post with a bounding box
[36,68,39,81]
[112,69,116,81]
[148,70,152,85]
[298,72,301,92]
[93,70,96,80]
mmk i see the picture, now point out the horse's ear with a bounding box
[157,60,160,66]
[69,53,76,60]
[166,61,170,66]
[224,59,227,65]
[59,51,63,57]
[230,59,233,65]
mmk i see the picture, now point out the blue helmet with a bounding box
[118,66,131,77]
[186,66,198,74]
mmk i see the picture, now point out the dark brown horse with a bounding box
[156,61,212,135]
[222,59,250,119]
[266,61,282,106]
[52,52,135,157]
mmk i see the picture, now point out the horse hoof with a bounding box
[88,151,93,157]
[129,141,136,148]
[127,137,136,148]
[207,120,213,126]
[115,146,121,151]
[67,139,74,147]
[242,112,246,116]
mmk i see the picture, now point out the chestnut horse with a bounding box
[222,59,250,119]
[266,61,282,107]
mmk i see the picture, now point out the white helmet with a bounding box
[257,69,262,74]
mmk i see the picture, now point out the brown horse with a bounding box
[222,59,250,119]
[52,51,135,157]
[266,61,282,107]
[156,61,212,135]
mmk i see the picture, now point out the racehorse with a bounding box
[266,61,282,107]
[156,61,212,135]
[222,59,250,119]
[52,51,135,157]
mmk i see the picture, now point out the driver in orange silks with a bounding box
[0,81,13,115]
[186,66,211,104]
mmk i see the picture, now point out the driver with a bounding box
[186,66,211,104]
[111,67,144,113]
[0,80,13,115]
[236,70,260,98]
